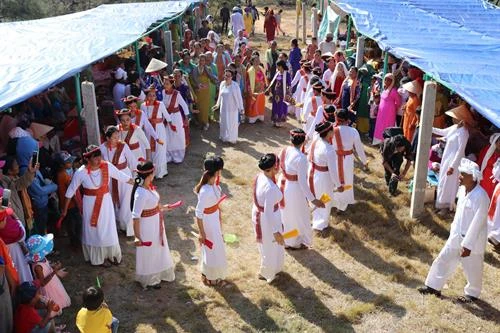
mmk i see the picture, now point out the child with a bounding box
[26,234,71,314]
[306,37,318,61]
[275,9,285,37]
[76,286,119,333]
[369,93,380,140]
[14,281,58,333]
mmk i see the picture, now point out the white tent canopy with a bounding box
[0,1,196,111]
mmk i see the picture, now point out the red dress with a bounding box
[478,145,500,198]
[264,16,277,42]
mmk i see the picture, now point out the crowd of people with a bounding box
[1,2,500,332]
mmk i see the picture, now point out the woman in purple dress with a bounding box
[268,60,292,127]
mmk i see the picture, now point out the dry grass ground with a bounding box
[57,6,500,333]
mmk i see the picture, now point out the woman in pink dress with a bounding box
[372,73,401,144]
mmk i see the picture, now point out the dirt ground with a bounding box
[57,6,500,333]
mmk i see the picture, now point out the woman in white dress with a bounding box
[61,145,133,267]
[279,129,324,249]
[308,121,342,235]
[432,105,473,215]
[131,161,175,289]
[100,126,137,237]
[116,109,152,163]
[212,69,244,144]
[141,85,173,178]
[252,153,285,282]
[162,76,190,163]
[194,156,228,286]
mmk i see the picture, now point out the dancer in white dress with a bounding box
[419,158,489,303]
[61,145,133,267]
[212,69,244,144]
[116,109,152,163]
[279,129,324,249]
[100,126,137,237]
[131,161,175,289]
[302,81,323,133]
[162,76,190,163]
[141,85,173,178]
[305,89,336,144]
[432,105,473,214]
[123,95,158,143]
[291,62,312,119]
[331,110,368,212]
[194,156,228,286]
[308,121,342,234]
[252,153,285,282]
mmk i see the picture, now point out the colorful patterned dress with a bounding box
[271,71,291,123]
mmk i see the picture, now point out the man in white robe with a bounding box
[116,109,151,163]
[487,158,500,253]
[308,121,342,235]
[331,110,368,212]
[279,129,324,249]
[252,153,285,283]
[230,8,244,37]
[419,158,489,302]
[61,145,133,267]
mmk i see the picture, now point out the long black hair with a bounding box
[130,161,155,211]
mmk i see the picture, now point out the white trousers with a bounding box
[425,244,484,298]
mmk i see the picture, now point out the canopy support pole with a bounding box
[74,73,84,145]
[410,81,437,218]
[313,6,319,38]
[134,41,142,74]
[346,15,352,49]
[302,2,307,44]
[296,2,300,40]
[355,36,365,68]
[164,30,174,75]
[383,51,389,77]
[178,17,183,51]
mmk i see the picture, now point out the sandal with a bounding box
[457,295,478,303]
[97,261,112,268]
[216,279,230,288]
[201,274,210,286]
[111,257,121,266]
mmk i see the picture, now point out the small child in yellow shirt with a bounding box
[76,287,119,333]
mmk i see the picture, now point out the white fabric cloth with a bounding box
[100,143,137,236]
[323,68,333,85]
[309,138,340,230]
[230,12,244,37]
[279,147,315,248]
[65,162,130,265]
[217,81,244,143]
[233,36,248,56]
[292,74,312,119]
[195,184,228,280]
[6,220,32,282]
[162,90,189,163]
[302,95,323,133]
[141,101,171,178]
[488,183,500,243]
[306,104,332,141]
[252,173,285,282]
[319,41,336,55]
[113,83,126,109]
[131,110,158,141]
[132,187,175,288]
[425,184,489,298]
[331,125,367,211]
[117,125,150,163]
[432,125,469,209]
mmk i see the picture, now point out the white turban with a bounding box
[458,158,482,182]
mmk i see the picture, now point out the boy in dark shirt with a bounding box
[219,3,230,34]
[381,134,413,196]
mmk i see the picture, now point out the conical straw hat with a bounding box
[445,104,476,126]
[145,58,167,73]
[29,122,54,139]
[402,80,422,96]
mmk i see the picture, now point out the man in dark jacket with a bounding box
[220,2,230,35]
[380,134,412,196]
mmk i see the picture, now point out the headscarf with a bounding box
[492,158,500,183]
[330,62,348,90]
[383,73,395,92]
[480,133,500,174]
[458,158,482,182]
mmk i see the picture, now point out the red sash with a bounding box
[203,193,227,225]
[308,140,328,197]
[301,70,309,92]
[134,110,142,127]
[311,97,318,117]
[110,142,126,207]
[123,125,139,150]
[333,126,353,185]
[141,204,165,246]
[166,91,179,114]
[148,102,161,152]
[488,184,500,220]
[82,163,109,227]
[279,148,298,208]
[253,176,279,243]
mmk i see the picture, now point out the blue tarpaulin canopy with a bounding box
[335,0,500,127]
[0,1,196,111]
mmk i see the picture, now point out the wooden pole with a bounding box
[81,81,100,146]
[410,81,437,218]
[302,2,306,43]
[313,6,318,39]
[134,40,142,74]
[74,73,84,146]
[355,36,365,68]
[346,15,352,49]
[383,51,389,76]
[296,2,300,40]
[164,30,174,75]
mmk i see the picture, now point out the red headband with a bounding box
[83,147,101,158]
[318,122,334,135]
[289,130,306,137]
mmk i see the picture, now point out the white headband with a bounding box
[458,158,482,182]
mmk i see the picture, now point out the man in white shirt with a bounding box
[418,158,489,303]
[319,33,336,55]
[230,7,244,37]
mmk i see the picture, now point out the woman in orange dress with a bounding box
[402,80,422,141]
[245,55,267,123]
